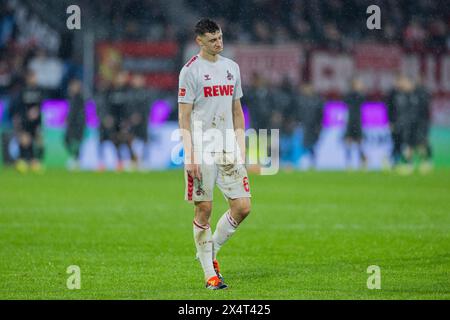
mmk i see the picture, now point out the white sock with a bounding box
[212,210,239,259]
[193,220,216,280]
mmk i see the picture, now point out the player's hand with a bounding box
[186,163,202,181]
[240,151,246,166]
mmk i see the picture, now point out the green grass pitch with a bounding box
[0,169,449,299]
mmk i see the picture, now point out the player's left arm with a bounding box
[232,98,246,165]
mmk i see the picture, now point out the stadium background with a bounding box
[0,0,449,170]
[1,0,450,300]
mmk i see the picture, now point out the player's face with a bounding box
[353,79,365,92]
[199,30,223,55]
[27,73,37,86]
[131,75,145,88]
[115,72,128,87]
[69,80,81,95]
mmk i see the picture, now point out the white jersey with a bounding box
[178,54,243,154]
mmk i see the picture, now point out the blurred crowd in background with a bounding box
[0,0,447,172]
[92,0,450,50]
[186,0,449,50]
[243,72,432,173]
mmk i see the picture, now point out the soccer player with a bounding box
[64,78,85,170]
[296,82,324,169]
[178,19,251,290]
[414,77,433,174]
[96,80,115,171]
[244,72,271,131]
[343,77,367,169]
[10,70,45,173]
[107,71,137,171]
[397,75,430,174]
[128,73,151,169]
[386,74,404,167]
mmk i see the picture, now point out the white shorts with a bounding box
[184,155,251,203]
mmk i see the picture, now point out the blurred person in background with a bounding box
[244,73,271,131]
[96,80,114,171]
[386,74,404,167]
[414,76,433,173]
[271,78,298,168]
[10,70,45,173]
[242,74,271,173]
[64,78,85,171]
[107,71,137,171]
[0,2,17,49]
[343,77,367,170]
[390,75,412,172]
[296,82,323,169]
[127,73,151,169]
[390,75,422,174]
[28,48,63,92]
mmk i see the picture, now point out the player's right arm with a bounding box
[178,102,201,180]
[178,65,201,180]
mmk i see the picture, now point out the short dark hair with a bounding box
[194,18,220,36]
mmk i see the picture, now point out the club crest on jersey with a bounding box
[226,70,234,81]
[204,74,211,81]
[196,186,205,196]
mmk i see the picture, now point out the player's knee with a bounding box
[237,201,251,219]
[243,204,251,217]
[195,202,212,224]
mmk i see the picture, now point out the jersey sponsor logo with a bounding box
[243,176,250,192]
[203,85,234,97]
[204,74,211,81]
[185,55,198,67]
[179,88,186,97]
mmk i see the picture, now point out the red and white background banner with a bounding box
[232,44,303,86]
[96,41,179,90]
[311,44,450,126]
[308,44,450,169]
[185,42,449,126]
[184,42,449,169]
[184,43,303,87]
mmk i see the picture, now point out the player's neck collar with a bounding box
[198,52,220,64]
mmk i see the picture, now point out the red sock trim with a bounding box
[226,211,238,228]
[193,220,210,230]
